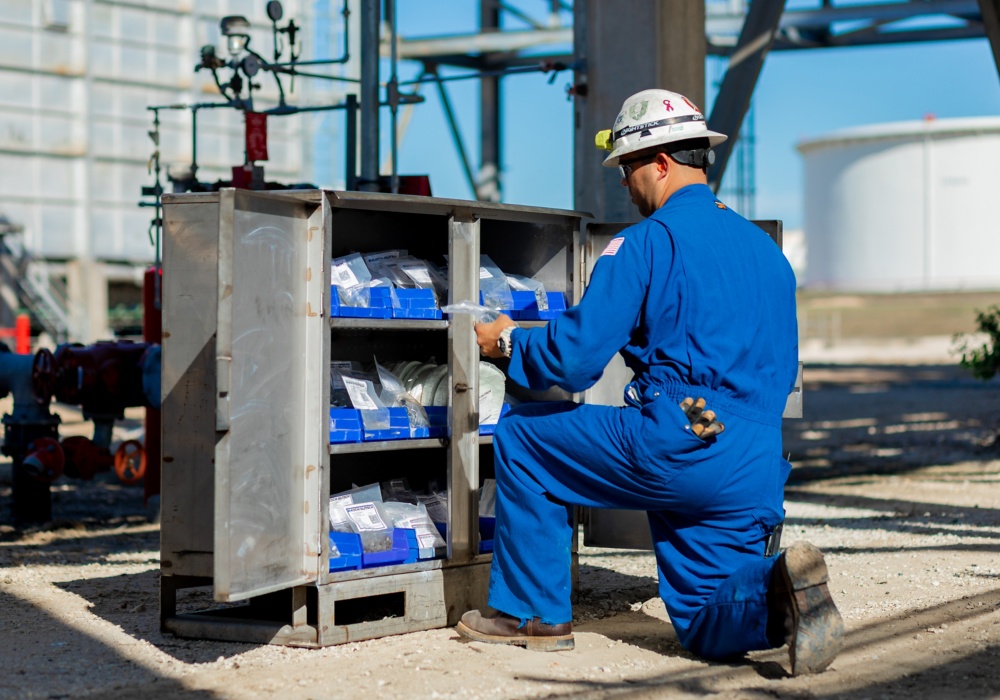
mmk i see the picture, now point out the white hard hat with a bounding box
[595,89,728,167]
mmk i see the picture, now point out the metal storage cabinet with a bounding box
[159,189,587,647]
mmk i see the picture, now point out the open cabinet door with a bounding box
[214,189,326,601]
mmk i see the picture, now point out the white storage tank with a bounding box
[797,116,1000,291]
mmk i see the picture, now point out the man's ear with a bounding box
[655,152,670,177]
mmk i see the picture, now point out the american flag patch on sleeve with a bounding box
[601,237,625,257]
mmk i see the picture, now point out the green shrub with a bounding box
[956,306,1000,380]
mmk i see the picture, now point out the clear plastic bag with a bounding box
[330,361,364,407]
[331,253,373,308]
[328,504,354,534]
[374,359,430,433]
[343,501,394,553]
[441,300,500,323]
[363,249,408,277]
[380,478,416,504]
[480,254,513,311]
[507,273,548,311]
[382,501,446,553]
[397,258,449,305]
[418,491,449,526]
[329,482,383,530]
[337,371,390,431]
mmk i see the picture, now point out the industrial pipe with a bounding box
[360,0,381,191]
[0,347,61,524]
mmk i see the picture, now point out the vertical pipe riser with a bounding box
[359,0,380,191]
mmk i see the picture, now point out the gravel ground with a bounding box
[2,358,1000,699]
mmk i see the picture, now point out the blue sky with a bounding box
[386,3,1000,229]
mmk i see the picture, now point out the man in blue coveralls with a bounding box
[457,89,845,675]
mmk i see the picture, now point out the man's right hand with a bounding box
[680,397,725,439]
[475,314,516,358]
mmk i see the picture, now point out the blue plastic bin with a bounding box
[328,531,364,571]
[509,291,567,321]
[479,516,496,554]
[362,406,410,442]
[330,285,392,319]
[401,528,444,562]
[391,288,443,320]
[361,528,412,568]
[423,404,508,436]
[329,408,364,444]
[475,291,567,321]
[423,406,449,438]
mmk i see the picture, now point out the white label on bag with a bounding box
[422,496,448,522]
[417,532,440,548]
[333,262,359,287]
[479,266,493,279]
[345,502,387,531]
[329,501,351,526]
[363,251,402,266]
[404,267,433,284]
[343,377,379,411]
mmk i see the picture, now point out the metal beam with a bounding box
[479,1,502,202]
[708,1,786,192]
[360,0,381,191]
[573,0,705,221]
[978,0,1000,81]
[432,68,480,199]
[397,27,571,59]
[397,2,988,69]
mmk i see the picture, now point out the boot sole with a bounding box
[782,542,845,675]
[456,620,575,651]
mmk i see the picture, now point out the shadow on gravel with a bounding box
[575,565,657,609]
[783,363,1000,486]
[0,470,151,530]
[784,489,1000,544]
[0,587,219,700]
[56,570,265,665]
[0,525,159,568]
[516,588,1000,699]
[575,609,689,658]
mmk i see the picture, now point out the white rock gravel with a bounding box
[3,363,1000,699]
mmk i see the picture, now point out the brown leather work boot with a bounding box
[456,607,574,651]
[768,542,845,675]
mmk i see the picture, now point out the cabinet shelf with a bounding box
[329,318,449,331]
[329,438,448,454]
[329,435,496,454]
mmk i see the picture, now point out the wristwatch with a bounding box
[497,325,516,359]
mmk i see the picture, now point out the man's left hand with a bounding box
[475,314,516,358]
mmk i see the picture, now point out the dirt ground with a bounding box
[2,342,1000,699]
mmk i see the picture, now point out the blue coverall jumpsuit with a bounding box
[489,183,798,659]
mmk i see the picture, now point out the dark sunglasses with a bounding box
[618,156,652,181]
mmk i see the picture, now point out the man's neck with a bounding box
[657,172,708,209]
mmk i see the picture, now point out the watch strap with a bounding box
[499,326,515,358]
